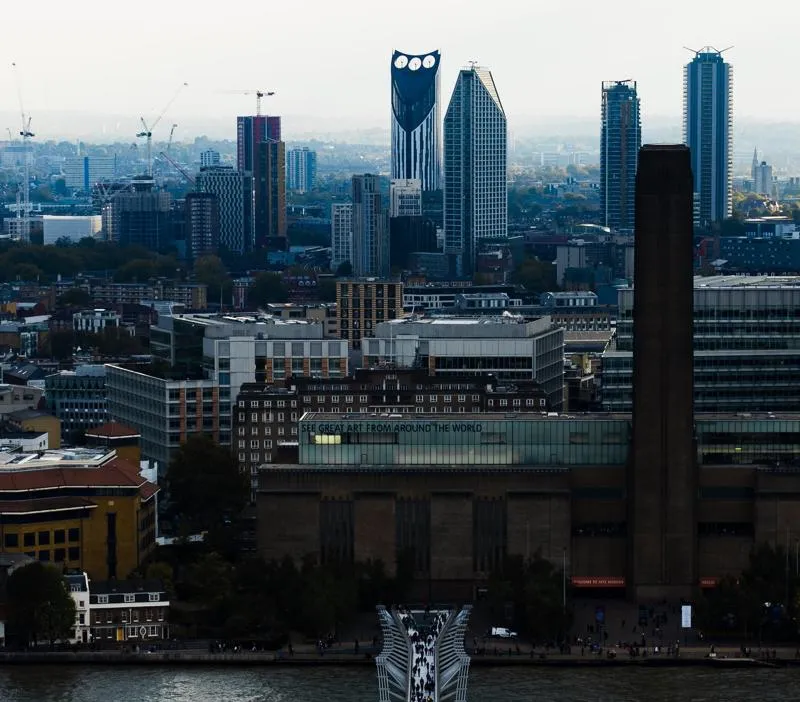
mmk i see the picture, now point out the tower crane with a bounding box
[219,89,275,116]
[137,83,188,177]
[167,123,177,153]
[11,62,33,242]
[157,151,195,187]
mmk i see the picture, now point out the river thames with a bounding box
[0,666,798,701]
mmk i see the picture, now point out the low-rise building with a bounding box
[65,571,91,643]
[73,309,121,334]
[0,447,158,581]
[363,315,565,410]
[0,384,43,417]
[6,409,61,449]
[89,579,169,643]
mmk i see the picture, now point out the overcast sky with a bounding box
[3,0,798,141]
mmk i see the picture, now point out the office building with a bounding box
[63,155,116,192]
[263,302,339,337]
[185,192,220,260]
[286,147,317,193]
[351,175,389,278]
[336,279,403,350]
[258,410,800,601]
[443,65,507,276]
[53,279,207,310]
[330,203,353,271]
[363,315,565,410]
[45,365,108,443]
[106,364,229,472]
[683,48,733,227]
[629,144,695,600]
[42,215,102,245]
[600,80,640,231]
[389,178,422,217]
[603,275,800,413]
[200,149,220,169]
[105,177,171,249]
[0,446,157,581]
[195,166,254,255]
[390,50,441,191]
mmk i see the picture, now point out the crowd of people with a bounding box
[396,606,449,702]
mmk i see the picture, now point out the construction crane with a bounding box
[158,151,195,187]
[167,123,177,153]
[219,89,275,116]
[11,62,33,242]
[137,83,188,177]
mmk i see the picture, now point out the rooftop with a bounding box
[84,421,140,440]
[693,275,800,288]
[90,579,166,596]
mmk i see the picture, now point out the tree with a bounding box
[510,258,557,295]
[247,272,289,307]
[335,261,353,277]
[145,562,175,599]
[194,255,231,302]
[165,435,248,534]
[56,288,91,308]
[6,562,76,647]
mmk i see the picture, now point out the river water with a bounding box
[0,666,798,702]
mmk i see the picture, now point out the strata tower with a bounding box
[391,50,442,192]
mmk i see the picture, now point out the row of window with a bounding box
[94,594,161,605]
[4,527,80,549]
[21,547,81,563]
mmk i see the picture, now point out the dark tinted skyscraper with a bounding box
[351,174,388,278]
[629,145,696,601]
[237,115,286,251]
[683,48,733,227]
[443,65,507,277]
[600,80,641,231]
[185,192,219,261]
[391,50,441,191]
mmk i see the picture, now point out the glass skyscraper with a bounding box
[443,65,507,277]
[600,80,640,231]
[390,50,441,192]
[683,48,733,227]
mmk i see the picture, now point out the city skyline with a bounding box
[2,0,799,142]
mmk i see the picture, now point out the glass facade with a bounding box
[295,413,800,469]
[299,415,630,466]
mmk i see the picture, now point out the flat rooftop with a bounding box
[0,447,114,470]
[300,411,800,422]
[693,275,800,288]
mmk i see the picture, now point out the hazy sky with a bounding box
[3,0,799,141]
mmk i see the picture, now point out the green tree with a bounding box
[165,435,248,534]
[7,562,76,647]
[335,261,353,277]
[510,258,557,295]
[247,272,289,307]
[56,288,91,308]
[114,258,157,283]
[145,561,175,599]
[194,255,231,302]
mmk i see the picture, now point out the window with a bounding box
[429,395,438,402]
[251,453,260,461]
[238,413,245,422]
[98,595,109,604]
[238,427,246,436]
[331,396,339,403]
[277,412,284,422]
[251,413,258,422]
[148,625,158,636]
[345,395,353,403]
[359,395,368,403]
[499,399,508,407]
[303,395,311,403]
[38,550,51,562]
[444,395,452,402]
[4,533,18,548]
[526,398,534,406]
[238,440,246,448]
[238,400,245,408]
[124,594,135,603]
[290,427,297,436]
[277,400,286,408]
[149,593,161,602]
[264,440,272,448]
[54,548,65,562]
[291,412,298,421]
[238,452,246,461]
[250,440,259,448]
[68,546,80,561]
[250,401,259,408]
[54,530,65,544]
[457,395,466,402]
[513,399,521,407]
[472,394,480,401]
[23,532,35,547]
[488,400,494,407]
[278,427,285,436]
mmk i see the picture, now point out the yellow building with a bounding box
[7,409,62,449]
[0,447,157,581]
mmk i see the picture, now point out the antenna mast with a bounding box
[11,62,34,242]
